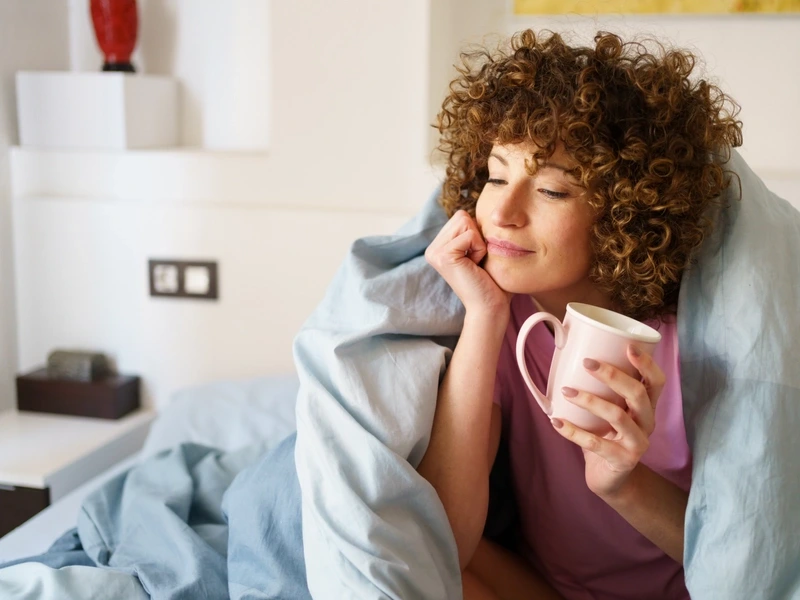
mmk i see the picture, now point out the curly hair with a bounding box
[436,30,743,321]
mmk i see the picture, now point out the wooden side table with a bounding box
[0,409,155,538]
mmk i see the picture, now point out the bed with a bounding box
[1,157,799,598]
[0,373,300,565]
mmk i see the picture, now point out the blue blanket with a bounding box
[2,150,799,599]
[678,152,800,598]
[1,436,310,600]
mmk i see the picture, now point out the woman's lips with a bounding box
[485,237,534,258]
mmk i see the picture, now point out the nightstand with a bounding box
[0,409,156,537]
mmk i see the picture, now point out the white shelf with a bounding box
[16,72,179,150]
[8,146,441,213]
[10,146,270,205]
[0,409,155,500]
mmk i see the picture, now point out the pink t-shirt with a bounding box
[493,294,692,600]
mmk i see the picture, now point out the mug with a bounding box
[515,302,662,434]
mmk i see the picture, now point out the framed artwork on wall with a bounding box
[514,0,800,14]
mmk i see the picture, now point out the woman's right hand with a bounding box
[425,210,511,318]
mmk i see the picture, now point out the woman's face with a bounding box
[475,142,603,313]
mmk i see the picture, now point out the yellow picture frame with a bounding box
[515,0,800,14]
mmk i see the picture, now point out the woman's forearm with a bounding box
[599,464,687,564]
[418,309,508,568]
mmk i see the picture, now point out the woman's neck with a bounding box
[531,285,615,321]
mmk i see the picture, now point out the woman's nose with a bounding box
[491,185,527,228]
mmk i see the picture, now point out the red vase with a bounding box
[90,0,138,72]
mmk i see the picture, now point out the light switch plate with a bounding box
[148,259,219,300]
[152,264,180,294]
[184,265,211,295]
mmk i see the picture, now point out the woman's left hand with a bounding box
[550,344,666,500]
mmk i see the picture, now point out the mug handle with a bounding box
[515,312,567,416]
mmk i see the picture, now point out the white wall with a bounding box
[66,0,441,209]
[9,1,442,410]
[12,197,406,408]
[0,1,69,412]
[9,4,800,413]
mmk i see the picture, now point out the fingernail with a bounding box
[561,386,578,398]
[583,358,600,371]
[551,418,564,429]
[629,344,641,357]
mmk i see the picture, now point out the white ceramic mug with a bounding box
[515,302,662,434]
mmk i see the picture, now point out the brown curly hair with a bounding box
[436,30,743,321]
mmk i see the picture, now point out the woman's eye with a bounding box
[539,188,569,200]
[486,178,506,186]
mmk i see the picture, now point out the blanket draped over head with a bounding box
[294,150,800,599]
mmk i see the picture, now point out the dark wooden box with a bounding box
[16,369,140,420]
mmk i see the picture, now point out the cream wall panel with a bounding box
[13,197,410,409]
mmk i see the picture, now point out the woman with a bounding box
[417,29,742,599]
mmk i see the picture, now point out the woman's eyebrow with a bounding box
[488,153,508,166]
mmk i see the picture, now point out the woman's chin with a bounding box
[484,260,537,295]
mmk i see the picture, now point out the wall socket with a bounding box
[148,259,219,300]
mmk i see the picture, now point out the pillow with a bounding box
[140,374,299,459]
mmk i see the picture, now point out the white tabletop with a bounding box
[0,409,156,490]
